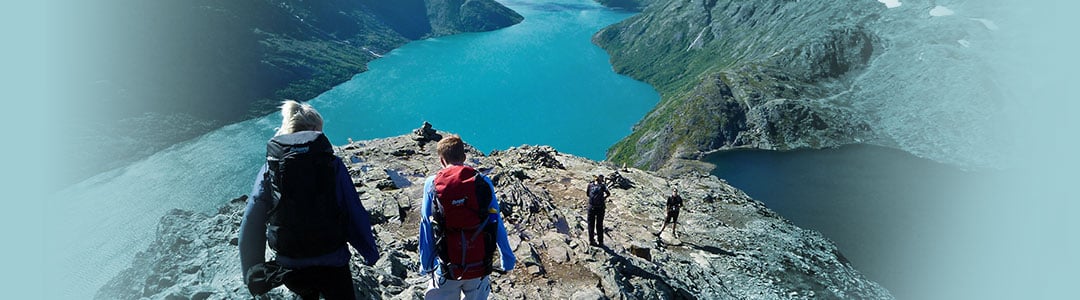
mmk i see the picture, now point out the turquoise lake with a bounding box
[48,1,657,297]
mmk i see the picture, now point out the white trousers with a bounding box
[424,275,491,300]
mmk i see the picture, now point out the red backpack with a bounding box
[431,165,497,279]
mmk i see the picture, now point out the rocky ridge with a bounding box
[98,125,891,299]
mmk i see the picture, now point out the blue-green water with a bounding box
[47,1,656,297]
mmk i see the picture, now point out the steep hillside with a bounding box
[595,0,1008,172]
[98,125,890,299]
[63,0,522,182]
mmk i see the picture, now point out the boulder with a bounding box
[629,244,652,261]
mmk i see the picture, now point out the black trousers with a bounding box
[664,210,680,224]
[587,206,605,245]
[282,265,356,300]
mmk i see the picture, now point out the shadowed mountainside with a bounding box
[62,0,522,183]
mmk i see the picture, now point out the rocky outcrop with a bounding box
[594,0,657,11]
[66,0,522,183]
[99,125,891,299]
[596,0,1005,172]
[426,0,525,35]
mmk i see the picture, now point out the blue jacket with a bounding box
[418,168,516,276]
[239,157,380,275]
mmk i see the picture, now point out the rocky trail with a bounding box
[97,124,891,299]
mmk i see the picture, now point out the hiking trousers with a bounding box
[424,274,491,300]
[282,265,356,300]
[587,206,605,245]
[664,209,680,225]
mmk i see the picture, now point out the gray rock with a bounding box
[629,244,652,261]
[527,265,545,276]
[191,291,213,300]
[376,179,399,191]
[390,149,417,157]
[375,252,409,280]
[570,287,605,300]
[548,244,570,264]
[517,242,542,268]
[515,145,565,169]
[508,232,522,251]
[98,128,892,299]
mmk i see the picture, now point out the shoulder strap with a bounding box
[268,131,333,158]
[474,173,494,216]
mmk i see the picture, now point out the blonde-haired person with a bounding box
[239,100,379,299]
[275,100,324,136]
[418,135,516,300]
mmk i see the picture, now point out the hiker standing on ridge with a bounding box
[656,187,684,238]
[239,100,380,299]
[587,174,611,247]
[419,135,516,300]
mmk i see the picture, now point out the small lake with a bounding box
[707,144,979,299]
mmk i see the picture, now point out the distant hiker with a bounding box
[586,174,611,247]
[607,170,630,189]
[656,187,684,238]
[419,134,516,300]
[239,100,379,299]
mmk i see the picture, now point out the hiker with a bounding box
[239,100,379,299]
[586,174,611,247]
[656,187,684,238]
[418,134,516,300]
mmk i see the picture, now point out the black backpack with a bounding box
[265,131,346,258]
[588,182,606,207]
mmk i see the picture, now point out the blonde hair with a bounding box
[437,134,467,164]
[275,100,324,136]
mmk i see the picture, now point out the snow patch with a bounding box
[929,6,955,17]
[970,18,1000,31]
[877,0,902,8]
[686,26,709,51]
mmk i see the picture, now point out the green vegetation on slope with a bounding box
[594,0,881,171]
[63,0,522,183]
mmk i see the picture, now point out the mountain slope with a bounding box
[61,0,523,183]
[594,0,1009,172]
[98,125,891,299]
